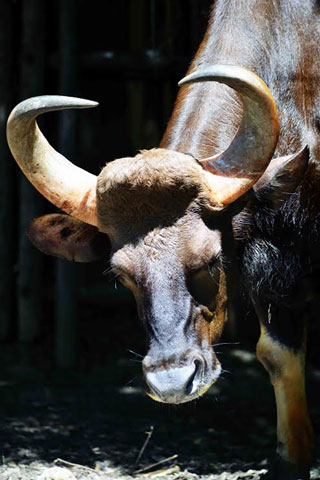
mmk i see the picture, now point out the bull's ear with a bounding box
[254,146,309,208]
[27,214,110,262]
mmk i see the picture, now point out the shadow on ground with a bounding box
[0,348,319,479]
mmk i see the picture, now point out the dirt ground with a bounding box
[0,348,319,480]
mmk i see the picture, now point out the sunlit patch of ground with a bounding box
[0,348,319,480]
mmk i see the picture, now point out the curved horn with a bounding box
[179,65,280,205]
[7,96,99,226]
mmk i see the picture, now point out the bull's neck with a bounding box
[160,0,320,160]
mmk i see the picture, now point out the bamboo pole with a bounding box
[18,0,45,342]
[0,1,14,340]
[55,0,78,368]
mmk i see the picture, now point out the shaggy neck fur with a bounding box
[235,164,320,305]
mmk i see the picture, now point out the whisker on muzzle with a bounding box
[127,349,144,359]
[212,342,240,348]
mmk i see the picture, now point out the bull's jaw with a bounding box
[142,344,222,404]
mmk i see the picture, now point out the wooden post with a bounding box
[162,0,175,125]
[18,0,45,342]
[55,0,77,368]
[0,1,14,340]
[145,0,161,146]
[127,0,147,151]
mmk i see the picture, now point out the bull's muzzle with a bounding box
[143,353,221,404]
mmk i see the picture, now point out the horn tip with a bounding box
[61,97,99,109]
[178,76,190,86]
[178,70,209,87]
[85,100,99,108]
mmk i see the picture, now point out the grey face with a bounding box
[110,218,226,404]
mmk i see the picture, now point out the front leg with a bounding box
[255,302,314,480]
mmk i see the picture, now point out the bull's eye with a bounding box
[186,263,219,309]
[103,266,130,290]
[114,273,130,289]
[208,258,220,279]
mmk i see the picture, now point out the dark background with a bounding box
[0,0,217,376]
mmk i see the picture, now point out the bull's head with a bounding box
[7,66,307,404]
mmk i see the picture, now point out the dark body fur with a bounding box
[162,0,320,159]
[238,166,320,299]
[236,166,320,348]
[162,0,320,346]
[160,2,320,476]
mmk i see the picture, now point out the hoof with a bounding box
[265,456,310,480]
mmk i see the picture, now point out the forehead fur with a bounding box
[97,148,212,234]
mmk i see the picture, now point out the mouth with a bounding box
[146,379,216,404]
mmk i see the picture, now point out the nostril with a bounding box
[194,358,201,371]
[185,358,201,396]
